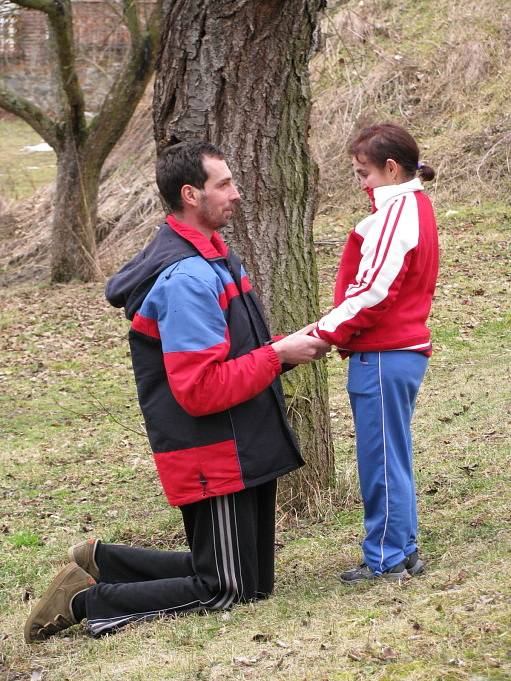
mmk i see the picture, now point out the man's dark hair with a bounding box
[156,141,225,211]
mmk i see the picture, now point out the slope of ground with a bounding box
[311,0,511,211]
[0,0,510,281]
[0,116,56,203]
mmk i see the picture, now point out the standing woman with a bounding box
[312,123,439,582]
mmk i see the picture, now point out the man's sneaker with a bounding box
[339,561,409,584]
[404,550,425,576]
[24,562,96,643]
[68,538,100,580]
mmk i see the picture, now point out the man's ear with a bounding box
[181,184,199,208]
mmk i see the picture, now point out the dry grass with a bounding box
[310,0,511,210]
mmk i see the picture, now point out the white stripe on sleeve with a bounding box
[318,194,419,335]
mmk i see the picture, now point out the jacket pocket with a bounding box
[153,439,243,507]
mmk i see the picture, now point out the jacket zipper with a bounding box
[228,410,243,480]
[199,474,208,496]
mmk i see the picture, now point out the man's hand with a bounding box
[271,327,331,365]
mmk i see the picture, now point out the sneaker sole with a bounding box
[67,545,78,564]
[381,569,410,582]
[339,569,410,584]
[338,575,376,584]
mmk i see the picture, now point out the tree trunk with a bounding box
[154,0,334,514]
[50,141,101,282]
[1,1,163,283]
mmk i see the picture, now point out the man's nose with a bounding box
[230,185,241,202]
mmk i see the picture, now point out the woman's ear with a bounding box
[386,158,399,181]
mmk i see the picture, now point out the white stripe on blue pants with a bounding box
[347,350,428,574]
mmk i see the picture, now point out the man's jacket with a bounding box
[106,215,303,506]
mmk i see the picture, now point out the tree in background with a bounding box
[0,0,162,282]
[153,0,334,513]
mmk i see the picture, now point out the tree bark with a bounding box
[154,0,334,514]
[50,139,101,282]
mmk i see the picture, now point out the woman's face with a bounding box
[352,154,399,189]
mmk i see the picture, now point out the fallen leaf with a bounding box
[448,658,466,666]
[252,632,272,642]
[484,656,501,668]
[378,646,398,661]
[347,649,363,661]
[478,595,495,605]
[233,654,263,667]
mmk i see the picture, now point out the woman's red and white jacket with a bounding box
[313,178,439,356]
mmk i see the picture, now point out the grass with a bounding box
[0,201,510,681]
[0,116,56,202]
[1,0,510,676]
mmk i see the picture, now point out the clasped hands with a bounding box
[271,323,331,365]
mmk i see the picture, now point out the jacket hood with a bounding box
[105,223,197,319]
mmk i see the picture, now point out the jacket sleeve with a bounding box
[313,194,418,347]
[154,272,282,417]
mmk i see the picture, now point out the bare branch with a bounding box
[84,388,146,438]
[10,0,87,139]
[122,0,142,44]
[0,82,61,150]
[85,0,163,171]
[8,0,56,14]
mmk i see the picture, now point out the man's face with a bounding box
[196,156,241,230]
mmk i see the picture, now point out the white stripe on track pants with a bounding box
[347,350,428,574]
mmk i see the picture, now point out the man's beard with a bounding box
[197,194,227,230]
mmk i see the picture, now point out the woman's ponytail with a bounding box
[417,162,435,182]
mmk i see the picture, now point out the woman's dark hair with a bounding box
[156,140,225,211]
[348,123,435,182]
